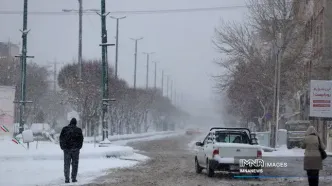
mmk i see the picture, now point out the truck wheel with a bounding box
[195,158,203,173]
[206,159,215,177]
[287,143,293,149]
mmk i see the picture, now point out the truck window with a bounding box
[215,132,249,144]
[286,124,308,131]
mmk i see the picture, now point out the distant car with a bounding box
[194,127,262,177]
[186,128,201,135]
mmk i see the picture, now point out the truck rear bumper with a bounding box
[209,159,261,172]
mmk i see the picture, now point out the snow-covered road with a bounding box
[82,134,332,186]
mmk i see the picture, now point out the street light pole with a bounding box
[153,61,158,90]
[170,80,173,103]
[78,0,82,81]
[166,76,169,97]
[174,88,177,106]
[275,33,282,148]
[16,0,34,134]
[98,0,114,142]
[130,37,143,89]
[62,5,99,81]
[110,16,126,79]
[143,52,155,89]
[161,70,164,96]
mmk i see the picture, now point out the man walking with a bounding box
[60,118,84,183]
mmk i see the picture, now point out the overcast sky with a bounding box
[1,0,247,117]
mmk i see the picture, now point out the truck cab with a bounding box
[285,120,310,149]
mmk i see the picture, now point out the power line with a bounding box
[0,0,304,16]
[0,5,249,16]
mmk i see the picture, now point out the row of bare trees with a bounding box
[214,0,312,131]
[57,60,188,136]
[0,57,187,135]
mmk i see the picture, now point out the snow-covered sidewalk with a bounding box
[264,145,332,157]
[263,146,304,157]
[0,141,134,160]
[0,131,178,186]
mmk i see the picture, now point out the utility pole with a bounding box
[170,80,173,103]
[63,3,99,81]
[110,16,126,79]
[143,52,155,89]
[63,5,99,132]
[174,88,177,106]
[153,61,158,90]
[98,0,114,142]
[15,0,34,134]
[275,33,283,148]
[166,75,169,97]
[161,70,164,96]
[78,0,83,81]
[130,37,143,89]
[53,61,57,92]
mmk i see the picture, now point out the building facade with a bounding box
[295,0,332,145]
[0,42,19,59]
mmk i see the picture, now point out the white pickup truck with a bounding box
[194,127,263,177]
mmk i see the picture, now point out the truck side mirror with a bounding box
[195,142,203,146]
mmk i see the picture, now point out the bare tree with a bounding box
[213,0,308,130]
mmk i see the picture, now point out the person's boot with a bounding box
[65,179,70,183]
[72,178,77,183]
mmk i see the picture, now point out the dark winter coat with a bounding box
[60,118,84,150]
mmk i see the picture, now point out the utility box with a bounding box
[277,129,287,147]
[255,131,270,147]
[22,129,34,143]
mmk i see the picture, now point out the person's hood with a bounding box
[305,126,318,136]
[69,118,77,126]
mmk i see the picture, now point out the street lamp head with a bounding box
[143,52,155,55]
[110,15,127,19]
[130,37,144,41]
[62,9,74,12]
[86,9,100,12]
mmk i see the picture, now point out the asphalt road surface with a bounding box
[83,134,332,186]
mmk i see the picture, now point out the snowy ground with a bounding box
[84,131,175,143]
[0,131,177,186]
[84,135,332,186]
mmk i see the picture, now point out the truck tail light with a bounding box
[213,149,219,157]
[257,150,262,158]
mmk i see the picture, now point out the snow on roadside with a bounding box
[0,158,141,186]
[113,131,183,146]
[0,140,134,160]
[0,131,178,186]
[84,131,175,143]
[263,145,305,157]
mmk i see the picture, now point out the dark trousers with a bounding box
[64,150,80,181]
[307,170,319,186]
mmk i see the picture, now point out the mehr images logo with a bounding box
[239,159,288,173]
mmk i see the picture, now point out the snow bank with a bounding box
[0,155,148,186]
[263,146,304,157]
[0,140,134,160]
[113,131,182,146]
[84,131,175,143]
[0,135,153,186]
